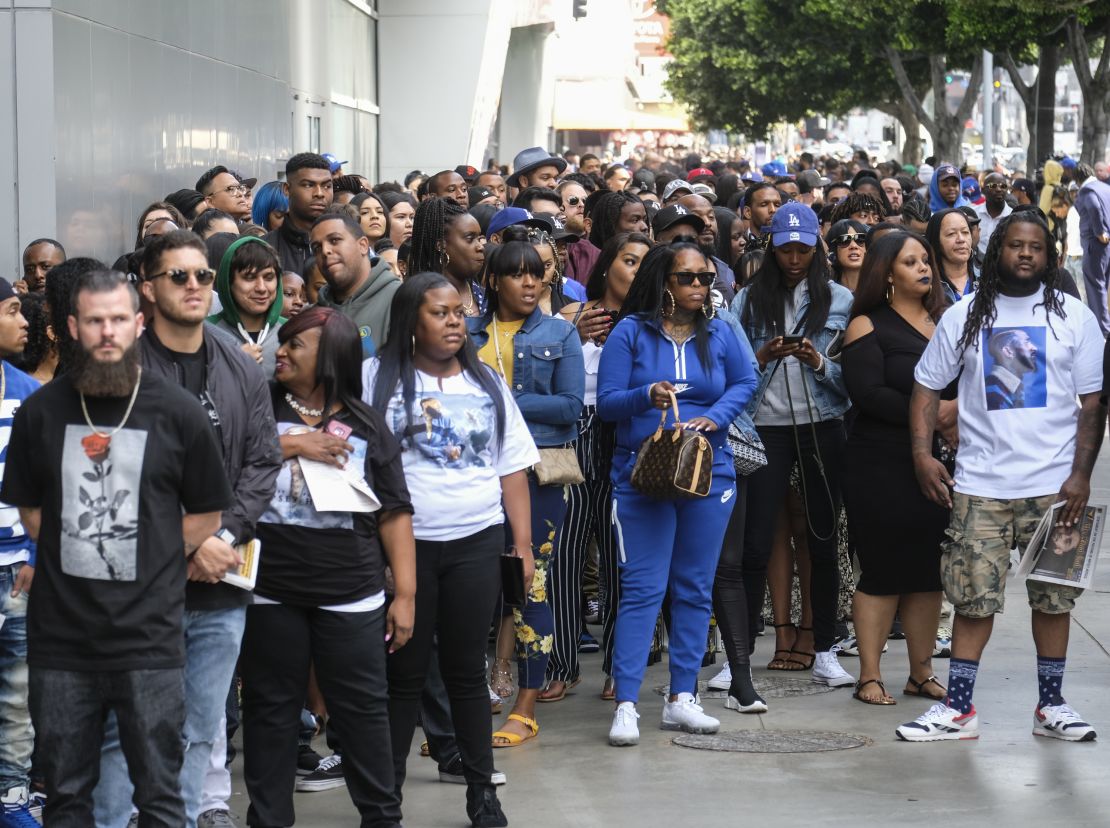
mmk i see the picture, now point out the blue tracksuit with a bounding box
[597,315,757,702]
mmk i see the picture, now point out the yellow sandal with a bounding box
[492,713,539,748]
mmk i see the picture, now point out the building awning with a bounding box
[553,79,688,131]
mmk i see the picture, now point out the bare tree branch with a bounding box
[1000,51,1035,108]
[884,44,936,134]
[955,55,984,124]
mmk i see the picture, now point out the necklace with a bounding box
[285,392,323,418]
[79,366,143,460]
[490,317,515,378]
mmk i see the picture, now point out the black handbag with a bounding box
[500,554,526,608]
[630,391,713,499]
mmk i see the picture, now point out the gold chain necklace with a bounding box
[78,367,143,460]
[491,317,510,378]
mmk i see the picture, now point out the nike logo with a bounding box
[721,488,734,504]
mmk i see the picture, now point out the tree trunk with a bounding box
[1066,15,1110,165]
[898,100,924,164]
[1034,40,1057,172]
[1080,90,1110,165]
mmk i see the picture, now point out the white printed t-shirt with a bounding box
[363,360,539,541]
[915,289,1103,499]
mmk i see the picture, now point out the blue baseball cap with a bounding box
[962,176,982,202]
[321,153,347,174]
[770,202,820,248]
[1061,156,1077,170]
[762,160,788,178]
[486,207,551,238]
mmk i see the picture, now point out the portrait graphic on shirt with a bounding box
[981,326,1047,411]
[262,422,367,530]
[60,425,145,581]
[392,392,495,469]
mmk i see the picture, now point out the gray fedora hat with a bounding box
[506,147,567,187]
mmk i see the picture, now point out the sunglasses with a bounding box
[148,268,216,286]
[833,233,867,247]
[564,195,584,206]
[671,271,715,287]
[983,182,1010,191]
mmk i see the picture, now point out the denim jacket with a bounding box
[716,307,762,443]
[468,307,585,447]
[730,281,853,421]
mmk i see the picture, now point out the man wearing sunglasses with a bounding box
[93,229,282,828]
[557,179,600,286]
[973,173,1013,256]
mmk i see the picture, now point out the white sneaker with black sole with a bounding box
[1033,703,1097,742]
[707,662,732,691]
[661,692,719,734]
[895,703,979,742]
[609,702,640,746]
[811,651,854,688]
[295,754,346,792]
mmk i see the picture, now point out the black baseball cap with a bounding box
[652,204,705,236]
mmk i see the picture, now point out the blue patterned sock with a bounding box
[945,658,979,714]
[1037,656,1066,708]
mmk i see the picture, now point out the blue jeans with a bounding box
[0,563,31,795]
[30,667,184,827]
[94,607,246,828]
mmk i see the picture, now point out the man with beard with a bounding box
[899,212,1104,744]
[91,231,282,828]
[677,192,736,303]
[880,177,904,216]
[0,279,38,826]
[1,269,231,824]
[266,154,334,275]
[557,179,599,285]
[742,182,782,249]
[984,328,1039,410]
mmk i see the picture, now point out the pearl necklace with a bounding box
[285,392,323,418]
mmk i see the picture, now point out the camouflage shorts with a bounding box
[941,493,1084,618]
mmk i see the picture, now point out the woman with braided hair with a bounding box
[587,191,648,249]
[408,197,488,317]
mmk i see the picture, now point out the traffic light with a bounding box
[572,0,587,19]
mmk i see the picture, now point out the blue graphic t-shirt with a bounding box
[362,360,538,541]
[0,363,40,567]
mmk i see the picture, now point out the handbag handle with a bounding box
[651,389,682,439]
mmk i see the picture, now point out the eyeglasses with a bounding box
[147,268,216,286]
[832,233,867,247]
[983,182,1010,191]
[564,195,584,206]
[214,184,247,197]
[671,271,715,287]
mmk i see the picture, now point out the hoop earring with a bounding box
[411,335,416,357]
[443,251,451,267]
[885,280,894,302]
[703,302,716,320]
[662,289,676,318]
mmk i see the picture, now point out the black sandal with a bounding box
[853,678,896,705]
[782,625,815,671]
[904,675,947,699]
[766,623,797,671]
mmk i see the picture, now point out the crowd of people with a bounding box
[1,142,1110,827]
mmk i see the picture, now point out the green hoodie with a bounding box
[208,236,286,376]
[315,256,400,356]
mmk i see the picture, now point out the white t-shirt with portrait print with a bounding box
[915,289,1103,500]
[362,360,539,541]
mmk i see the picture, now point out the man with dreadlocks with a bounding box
[896,212,1104,744]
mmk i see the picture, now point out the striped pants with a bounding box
[547,410,620,682]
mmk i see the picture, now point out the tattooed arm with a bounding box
[1056,392,1105,526]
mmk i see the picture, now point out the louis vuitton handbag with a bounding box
[533,446,585,486]
[630,390,712,499]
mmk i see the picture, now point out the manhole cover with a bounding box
[653,677,835,699]
[673,730,872,753]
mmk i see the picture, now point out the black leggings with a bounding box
[386,525,502,801]
[743,420,845,652]
[713,476,750,668]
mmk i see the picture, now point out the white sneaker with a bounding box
[1033,703,1097,742]
[609,702,640,746]
[707,662,732,691]
[895,702,979,742]
[661,692,720,734]
[832,635,887,657]
[725,693,768,714]
[811,651,855,688]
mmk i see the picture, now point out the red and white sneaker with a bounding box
[895,702,979,742]
[1033,703,1097,742]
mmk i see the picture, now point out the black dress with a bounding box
[842,305,953,595]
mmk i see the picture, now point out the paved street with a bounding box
[227,444,1110,828]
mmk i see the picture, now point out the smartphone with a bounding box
[326,420,353,441]
[781,335,804,347]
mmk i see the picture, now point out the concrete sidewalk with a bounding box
[225,460,1110,827]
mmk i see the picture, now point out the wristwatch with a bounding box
[216,528,237,547]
